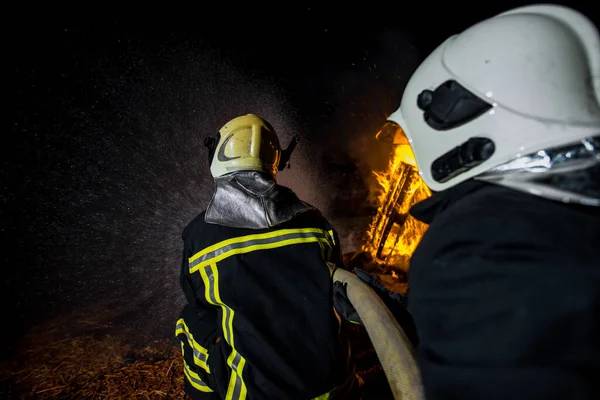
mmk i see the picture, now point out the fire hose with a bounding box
[332,268,424,400]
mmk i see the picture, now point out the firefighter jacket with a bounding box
[176,171,356,400]
[408,179,600,400]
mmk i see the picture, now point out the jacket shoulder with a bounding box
[284,207,336,231]
[182,210,207,241]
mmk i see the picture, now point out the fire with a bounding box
[362,143,431,271]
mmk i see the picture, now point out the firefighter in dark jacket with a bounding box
[176,114,357,400]
[372,4,600,400]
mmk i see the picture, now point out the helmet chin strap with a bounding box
[204,132,220,165]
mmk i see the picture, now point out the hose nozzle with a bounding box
[278,134,300,171]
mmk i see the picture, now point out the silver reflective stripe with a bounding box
[184,365,211,391]
[205,268,219,306]
[189,230,330,270]
[230,352,243,400]
[200,263,247,399]
[231,351,242,371]
[187,370,209,388]
[176,322,208,365]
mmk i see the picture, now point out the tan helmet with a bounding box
[208,114,282,178]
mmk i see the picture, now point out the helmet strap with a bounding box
[204,132,220,165]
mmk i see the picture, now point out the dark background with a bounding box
[4,2,598,360]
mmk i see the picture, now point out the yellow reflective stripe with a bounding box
[199,264,228,340]
[190,228,328,262]
[189,228,334,273]
[199,263,248,400]
[181,343,214,393]
[192,237,332,273]
[327,231,334,261]
[326,262,336,277]
[319,240,334,264]
[313,385,337,400]
[187,228,337,399]
[175,318,210,373]
[225,350,247,400]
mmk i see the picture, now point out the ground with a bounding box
[0,250,403,399]
[0,327,395,399]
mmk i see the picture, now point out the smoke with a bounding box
[303,30,420,252]
[339,30,420,187]
[3,37,329,356]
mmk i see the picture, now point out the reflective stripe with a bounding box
[187,228,336,399]
[327,230,335,260]
[318,241,333,264]
[181,343,214,393]
[175,318,210,373]
[313,392,331,400]
[326,262,336,277]
[226,350,246,400]
[189,228,334,273]
[200,263,248,400]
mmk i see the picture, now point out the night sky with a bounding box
[4,2,598,361]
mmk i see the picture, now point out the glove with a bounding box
[354,267,388,292]
[333,281,362,325]
[354,267,408,308]
[353,268,418,346]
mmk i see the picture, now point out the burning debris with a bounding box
[360,128,431,279]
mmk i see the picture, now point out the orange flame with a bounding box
[362,143,431,272]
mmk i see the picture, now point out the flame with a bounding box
[362,143,432,272]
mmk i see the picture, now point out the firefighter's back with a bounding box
[183,208,350,400]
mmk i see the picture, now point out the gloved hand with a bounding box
[353,267,418,346]
[333,281,363,325]
[354,267,408,307]
[354,267,388,291]
[333,267,406,326]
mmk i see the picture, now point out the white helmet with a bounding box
[384,4,600,205]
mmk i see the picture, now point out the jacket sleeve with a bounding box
[176,238,219,395]
[325,219,363,326]
[408,208,600,400]
[180,246,202,308]
[179,238,218,320]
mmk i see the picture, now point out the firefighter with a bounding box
[175,114,358,400]
[372,4,600,399]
